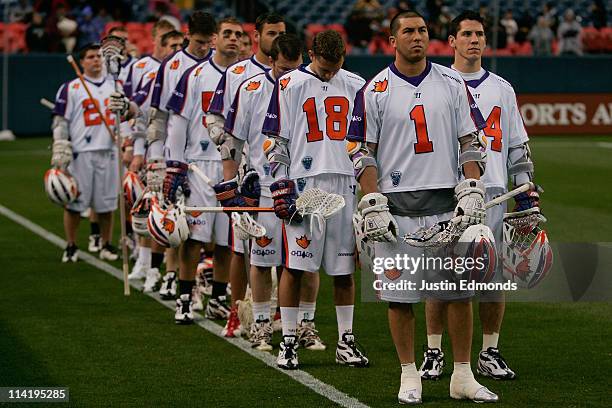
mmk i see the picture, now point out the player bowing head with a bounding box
[160,30,185,57]
[269,33,303,78]
[79,44,103,77]
[449,10,486,64]
[309,30,345,82]
[390,10,429,64]
[186,11,217,59]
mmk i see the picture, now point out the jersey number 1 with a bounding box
[410,105,434,154]
[302,96,349,142]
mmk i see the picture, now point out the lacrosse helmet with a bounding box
[147,196,189,248]
[453,224,498,283]
[130,190,152,237]
[502,219,553,289]
[44,168,79,206]
[122,171,145,209]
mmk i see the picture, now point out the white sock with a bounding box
[252,301,271,322]
[482,332,499,351]
[427,334,442,350]
[298,301,316,322]
[400,363,422,393]
[452,362,475,380]
[401,362,419,377]
[139,247,151,266]
[335,305,354,341]
[280,306,298,337]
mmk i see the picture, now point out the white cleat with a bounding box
[249,319,273,351]
[143,268,161,293]
[398,375,422,405]
[159,272,177,300]
[478,347,516,380]
[99,244,119,261]
[277,335,299,370]
[192,285,204,311]
[128,260,147,280]
[205,296,231,320]
[450,375,499,403]
[335,333,369,367]
[61,245,79,263]
[175,294,194,325]
[88,234,101,253]
[297,319,326,351]
[419,347,445,380]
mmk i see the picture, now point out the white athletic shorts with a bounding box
[185,159,229,246]
[247,194,283,267]
[281,174,356,276]
[66,150,119,214]
[479,187,506,301]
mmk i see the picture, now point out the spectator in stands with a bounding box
[26,11,48,51]
[542,2,558,33]
[528,16,554,55]
[353,0,384,21]
[557,9,583,55]
[345,8,373,55]
[396,0,414,13]
[501,10,518,44]
[516,10,535,44]
[589,0,607,29]
[150,1,181,29]
[10,0,33,23]
[76,6,106,50]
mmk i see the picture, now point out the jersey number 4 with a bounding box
[484,106,502,152]
[302,96,349,142]
[82,98,114,127]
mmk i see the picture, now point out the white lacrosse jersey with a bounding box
[208,55,270,119]
[224,71,277,192]
[263,65,365,179]
[455,67,530,190]
[118,55,136,86]
[53,76,117,153]
[150,47,213,113]
[124,55,161,98]
[166,59,227,161]
[347,61,485,193]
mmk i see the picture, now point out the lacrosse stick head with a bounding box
[452,224,498,283]
[147,196,189,248]
[44,168,79,206]
[236,288,253,331]
[231,212,266,240]
[295,188,345,232]
[131,189,152,237]
[122,171,145,210]
[100,35,126,78]
[502,213,553,289]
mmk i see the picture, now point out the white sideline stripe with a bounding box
[0,203,370,408]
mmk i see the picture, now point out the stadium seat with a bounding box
[602,27,612,52]
[104,22,124,36]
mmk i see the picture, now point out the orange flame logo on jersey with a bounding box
[296,235,311,249]
[232,65,246,74]
[162,217,175,233]
[372,79,388,92]
[245,81,261,91]
[190,211,202,218]
[136,61,146,69]
[72,83,80,89]
[280,77,291,90]
[256,235,273,247]
[194,67,203,77]
[147,72,156,80]
[170,59,180,70]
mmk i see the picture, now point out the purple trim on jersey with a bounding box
[262,79,281,136]
[264,71,275,84]
[465,84,486,130]
[183,47,212,63]
[389,61,431,87]
[133,77,154,106]
[208,71,227,115]
[124,63,135,98]
[224,74,254,134]
[298,64,326,82]
[209,59,224,75]
[250,55,270,72]
[465,70,490,89]
[166,64,200,114]
[347,79,374,143]
[121,55,134,68]
[84,77,106,87]
[52,81,70,116]
[150,50,179,109]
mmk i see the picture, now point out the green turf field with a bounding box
[1,136,611,407]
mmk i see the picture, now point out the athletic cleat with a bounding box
[478,347,516,380]
[221,306,242,337]
[88,234,101,253]
[159,272,177,300]
[99,244,119,261]
[336,333,369,367]
[297,319,326,350]
[205,296,231,320]
[272,310,282,332]
[398,374,422,405]
[277,335,299,369]
[419,347,445,380]
[192,284,204,311]
[174,294,194,325]
[249,319,273,351]
[196,268,213,297]
[128,259,148,280]
[450,375,499,403]
[61,244,79,263]
[143,268,161,293]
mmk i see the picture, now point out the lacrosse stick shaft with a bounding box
[188,163,214,186]
[40,98,55,110]
[66,55,116,142]
[185,206,274,213]
[485,182,539,209]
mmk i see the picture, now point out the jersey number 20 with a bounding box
[302,96,349,142]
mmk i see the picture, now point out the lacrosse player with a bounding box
[106,26,138,85]
[163,18,245,325]
[205,12,286,335]
[347,11,498,404]
[420,10,539,382]
[51,44,120,263]
[262,30,369,370]
[126,30,185,295]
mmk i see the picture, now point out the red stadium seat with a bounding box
[602,27,612,52]
[516,41,533,55]
[242,23,255,35]
[104,22,124,36]
[582,27,604,52]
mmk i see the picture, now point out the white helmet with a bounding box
[147,196,189,248]
[502,219,553,289]
[454,224,498,283]
[44,168,79,206]
[130,190,152,237]
[123,171,145,210]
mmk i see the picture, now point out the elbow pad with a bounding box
[508,143,534,186]
[146,107,168,144]
[263,136,290,178]
[347,140,377,181]
[459,131,487,176]
[52,115,69,141]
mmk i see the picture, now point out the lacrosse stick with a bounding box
[40,98,55,110]
[403,182,543,248]
[66,55,116,142]
[100,35,130,296]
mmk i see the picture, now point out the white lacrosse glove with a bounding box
[109,91,129,115]
[454,179,486,227]
[357,193,399,243]
[205,113,226,145]
[146,157,166,192]
[51,139,72,169]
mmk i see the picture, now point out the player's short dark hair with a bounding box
[152,19,175,37]
[312,30,345,63]
[108,26,127,36]
[449,10,485,37]
[255,12,284,33]
[270,33,303,62]
[188,11,217,37]
[78,43,101,60]
[390,10,426,35]
[161,30,184,46]
[217,17,242,32]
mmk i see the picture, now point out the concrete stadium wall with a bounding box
[0,54,611,136]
